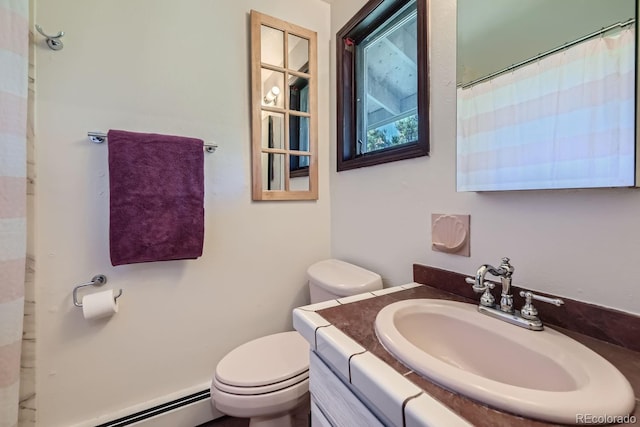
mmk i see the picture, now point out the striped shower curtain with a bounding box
[0,0,28,426]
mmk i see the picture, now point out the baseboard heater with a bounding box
[94,389,211,427]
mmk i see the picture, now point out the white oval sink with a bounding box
[375,299,635,424]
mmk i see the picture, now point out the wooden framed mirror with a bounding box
[250,10,318,200]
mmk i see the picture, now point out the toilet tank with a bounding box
[307,259,383,303]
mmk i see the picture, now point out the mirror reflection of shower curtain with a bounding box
[457,26,635,191]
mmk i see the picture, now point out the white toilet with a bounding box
[210,259,382,427]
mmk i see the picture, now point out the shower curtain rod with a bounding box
[460,18,635,89]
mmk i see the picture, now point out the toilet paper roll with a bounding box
[82,289,119,320]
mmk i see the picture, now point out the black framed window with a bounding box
[337,0,429,171]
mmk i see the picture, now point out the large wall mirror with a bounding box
[250,10,318,200]
[456,0,637,191]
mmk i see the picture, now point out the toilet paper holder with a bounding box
[73,274,123,307]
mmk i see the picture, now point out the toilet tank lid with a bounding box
[307,259,382,294]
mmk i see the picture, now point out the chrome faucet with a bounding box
[474,257,515,313]
[466,258,564,331]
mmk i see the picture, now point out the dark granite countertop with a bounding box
[317,284,640,427]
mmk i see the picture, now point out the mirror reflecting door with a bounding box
[251,10,318,200]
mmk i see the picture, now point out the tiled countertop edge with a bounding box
[293,283,472,427]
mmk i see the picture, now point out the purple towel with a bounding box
[108,130,204,266]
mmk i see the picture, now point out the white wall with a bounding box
[34,1,330,426]
[329,0,640,316]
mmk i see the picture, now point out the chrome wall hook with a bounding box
[72,274,123,307]
[35,24,64,51]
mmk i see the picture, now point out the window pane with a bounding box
[289,76,309,112]
[290,154,311,171]
[288,34,309,72]
[366,114,418,152]
[357,0,418,154]
[261,112,285,149]
[261,69,285,108]
[262,152,285,191]
[290,175,310,191]
[261,25,284,67]
[290,115,310,153]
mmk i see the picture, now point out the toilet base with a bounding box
[248,393,309,427]
[249,396,309,427]
[249,413,293,427]
[212,378,310,426]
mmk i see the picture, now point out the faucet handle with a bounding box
[465,277,495,292]
[465,277,495,307]
[519,291,564,306]
[519,290,564,320]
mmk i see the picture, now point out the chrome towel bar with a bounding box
[88,131,218,153]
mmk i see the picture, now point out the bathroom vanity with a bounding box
[295,282,467,427]
[293,265,640,426]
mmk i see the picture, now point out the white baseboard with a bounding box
[70,383,224,427]
[129,398,221,427]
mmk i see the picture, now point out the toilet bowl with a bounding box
[211,331,309,427]
[211,259,382,426]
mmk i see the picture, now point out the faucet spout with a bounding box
[473,264,492,292]
[474,264,504,287]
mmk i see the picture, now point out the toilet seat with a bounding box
[211,377,309,421]
[213,370,308,395]
[214,331,309,396]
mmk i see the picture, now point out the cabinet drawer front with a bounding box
[311,399,333,427]
[310,352,385,427]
